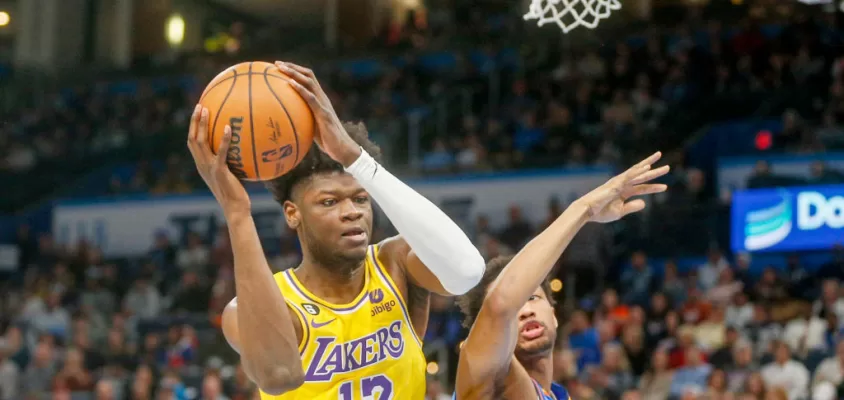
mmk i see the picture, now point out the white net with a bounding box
[523,0,621,34]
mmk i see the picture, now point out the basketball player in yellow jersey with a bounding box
[186,61,485,399]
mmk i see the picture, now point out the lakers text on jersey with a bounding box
[261,245,426,400]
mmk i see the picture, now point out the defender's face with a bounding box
[289,172,373,263]
[515,287,557,359]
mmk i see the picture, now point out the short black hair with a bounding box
[264,122,382,204]
[456,255,556,329]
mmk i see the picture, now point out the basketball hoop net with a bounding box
[523,0,621,34]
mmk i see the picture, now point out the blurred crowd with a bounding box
[1,224,250,400]
[3,10,844,180]
[419,14,844,173]
[3,185,844,400]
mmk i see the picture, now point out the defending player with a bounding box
[186,61,485,399]
[455,152,669,400]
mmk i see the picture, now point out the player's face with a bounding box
[515,286,557,360]
[292,172,373,265]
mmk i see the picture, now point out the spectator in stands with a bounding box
[727,292,755,330]
[201,373,226,400]
[727,340,758,392]
[645,293,671,348]
[620,324,648,376]
[123,275,161,319]
[681,288,711,325]
[20,340,56,398]
[585,343,635,399]
[670,347,712,398]
[743,372,768,399]
[816,112,844,149]
[169,271,211,314]
[708,269,744,307]
[782,308,827,359]
[661,261,688,306]
[746,305,783,357]
[30,291,71,340]
[0,341,19,400]
[705,368,729,398]
[498,205,532,251]
[176,231,210,273]
[569,309,602,372]
[696,307,728,352]
[760,341,809,400]
[669,325,700,369]
[709,326,741,369]
[785,256,814,302]
[620,251,653,306]
[52,347,94,392]
[638,348,673,399]
[699,248,730,292]
[814,279,844,321]
[422,138,455,172]
[753,267,790,306]
[812,340,844,394]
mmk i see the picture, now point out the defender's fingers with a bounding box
[624,151,663,176]
[622,184,668,199]
[614,164,650,186]
[621,199,647,217]
[216,125,233,165]
[629,165,671,185]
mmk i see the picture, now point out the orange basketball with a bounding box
[199,61,314,181]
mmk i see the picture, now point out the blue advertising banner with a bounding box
[731,184,844,252]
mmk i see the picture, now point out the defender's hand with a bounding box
[275,61,362,167]
[574,151,670,223]
[186,105,251,217]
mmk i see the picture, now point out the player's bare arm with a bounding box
[187,106,304,395]
[278,61,485,297]
[455,153,669,400]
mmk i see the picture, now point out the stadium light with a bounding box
[166,14,185,47]
[0,11,10,27]
[426,361,439,375]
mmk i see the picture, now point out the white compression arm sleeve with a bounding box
[345,149,485,294]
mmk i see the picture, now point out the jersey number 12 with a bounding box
[338,374,394,400]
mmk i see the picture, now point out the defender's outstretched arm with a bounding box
[456,153,668,399]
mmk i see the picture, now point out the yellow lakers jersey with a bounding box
[261,245,427,400]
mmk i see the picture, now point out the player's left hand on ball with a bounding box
[575,151,670,223]
[275,61,361,167]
